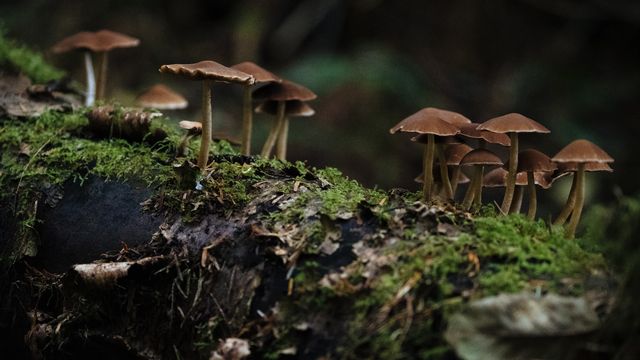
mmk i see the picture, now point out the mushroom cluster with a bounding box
[52,30,317,171]
[391,108,613,238]
[52,29,610,239]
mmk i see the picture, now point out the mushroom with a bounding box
[230,62,281,156]
[390,109,460,202]
[510,149,557,219]
[459,149,503,209]
[136,84,188,110]
[414,108,471,198]
[253,80,317,160]
[551,139,614,238]
[52,30,140,104]
[176,120,202,157]
[477,113,550,214]
[159,61,254,171]
[552,162,613,226]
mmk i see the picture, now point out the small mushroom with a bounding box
[159,61,254,171]
[477,113,550,214]
[459,149,503,210]
[253,80,317,160]
[176,120,202,157]
[551,139,614,238]
[551,162,613,226]
[511,149,557,219]
[136,84,188,110]
[52,30,140,104]
[390,109,460,202]
[412,108,471,198]
[230,62,281,155]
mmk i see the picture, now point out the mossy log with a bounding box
[0,105,615,360]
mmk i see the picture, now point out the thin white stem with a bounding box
[83,51,96,106]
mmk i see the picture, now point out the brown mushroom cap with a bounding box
[440,144,474,165]
[255,100,315,117]
[252,79,317,101]
[159,61,254,85]
[457,123,511,146]
[556,161,614,173]
[459,149,503,167]
[512,149,557,173]
[52,30,140,53]
[483,167,550,188]
[423,107,472,126]
[476,113,550,134]
[551,139,614,164]
[230,62,281,84]
[136,84,188,110]
[179,120,202,135]
[390,108,460,136]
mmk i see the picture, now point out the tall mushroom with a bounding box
[52,30,140,104]
[551,139,614,238]
[459,149,503,210]
[159,61,254,171]
[230,62,281,155]
[552,162,613,226]
[511,149,557,220]
[136,84,188,110]
[390,109,460,202]
[253,80,317,160]
[477,113,550,214]
[419,108,472,198]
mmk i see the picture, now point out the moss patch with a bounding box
[0,28,64,83]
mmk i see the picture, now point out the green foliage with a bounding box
[0,28,64,83]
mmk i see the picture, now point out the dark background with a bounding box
[1,0,638,217]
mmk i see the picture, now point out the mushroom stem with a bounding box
[462,166,481,209]
[436,144,453,200]
[565,163,586,239]
[451,167,461,196]
[526,171,537,220]
[276,117,289,160]
[510,186,524,213]
[95,51,108,101]
[553,175,578,226]
[472,165,485,207]
[197,80,213,171]
[422,135,435,202]
[240,85,253,155]
[260,101,285,157]
[500,133,518,214]
[83,51,96,106]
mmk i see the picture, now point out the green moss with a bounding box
[0,28,64,83]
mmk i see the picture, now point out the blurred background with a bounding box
[1,0,638,218]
